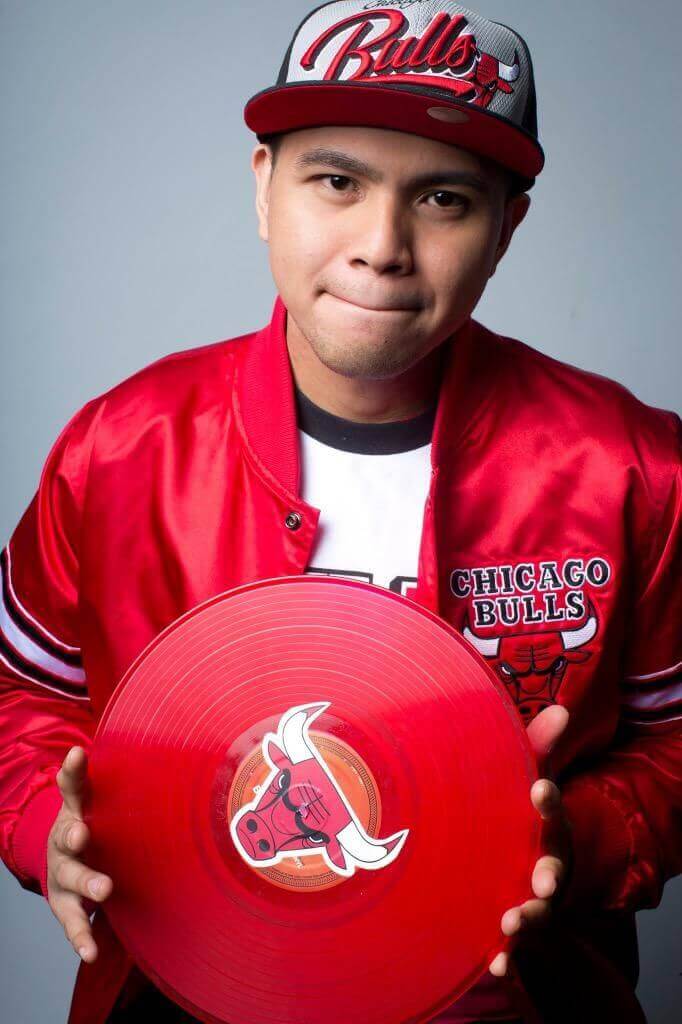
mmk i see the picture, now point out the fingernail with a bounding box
[88,878,102,896]
[78,946,89,960]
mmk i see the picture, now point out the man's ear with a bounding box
[251,144,274,243]
[489,193,531,278]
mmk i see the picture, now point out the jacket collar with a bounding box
[233,293,498,499]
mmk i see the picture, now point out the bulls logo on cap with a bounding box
[244,1,544,184]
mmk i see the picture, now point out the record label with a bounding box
[227,706,390,892]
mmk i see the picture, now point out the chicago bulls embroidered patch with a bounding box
[449,556,610,720]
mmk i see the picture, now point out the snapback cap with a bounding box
[244,1,544,189]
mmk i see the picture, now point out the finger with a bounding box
[55,891,99,962]
[500,905,524,936]
[530,779,561,819]
[501,897,549,936]
[66,819,90,855]
[489,951,508,977]
[54,817,90,856]
[55,746,88,817]
[532,854,564,898]
[54,855,113,903]
[519,897,552,927]
[525,705,569,776]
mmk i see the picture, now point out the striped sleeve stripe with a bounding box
[620,674,682,725]
[1,545,82,664]
[620,676,682,712]
[621,709,682,728]
[0,642,89,701]
[624,660,682,683]
[0,545,86,696]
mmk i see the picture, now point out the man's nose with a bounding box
[348,193,413,275]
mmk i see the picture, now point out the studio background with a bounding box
[1,2,680,1022]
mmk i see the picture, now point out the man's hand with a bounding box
[47,745,114,963]
[489,704,573,977]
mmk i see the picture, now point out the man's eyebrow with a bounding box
[293,148,490,193]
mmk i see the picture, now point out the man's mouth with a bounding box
[326,291,419,314]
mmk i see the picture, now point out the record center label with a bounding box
[228,701,409,890]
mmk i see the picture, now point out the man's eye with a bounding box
[425,190,469,210]
[315,174,356,194]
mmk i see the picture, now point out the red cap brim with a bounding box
[244,80,544,181]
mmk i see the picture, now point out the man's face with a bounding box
[252,125,529,381]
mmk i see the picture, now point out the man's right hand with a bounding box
[47,745,113,963]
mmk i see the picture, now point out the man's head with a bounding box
[251,124,530,382]
[244,2,543,394]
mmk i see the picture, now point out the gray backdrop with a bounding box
[1,2,680,1021]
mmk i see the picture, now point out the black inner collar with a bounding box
[294,383,436,454]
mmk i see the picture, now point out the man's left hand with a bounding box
[489,703,573,977]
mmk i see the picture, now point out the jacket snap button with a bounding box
[285,511,302,530]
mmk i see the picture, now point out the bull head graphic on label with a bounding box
[229,702,409,878]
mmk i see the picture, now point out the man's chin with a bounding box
[297,302,427,378]
[313,344,421,382]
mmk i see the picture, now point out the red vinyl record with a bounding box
[84,575,541,1024]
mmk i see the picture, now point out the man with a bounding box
[1,3,680,1023]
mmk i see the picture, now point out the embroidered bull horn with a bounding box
[336,820,409,868]
[560,603,597,650]
[462,623,501,658]
[497,51,520,82]
[280,701,330,764]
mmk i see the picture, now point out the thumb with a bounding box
[56,745,89,818]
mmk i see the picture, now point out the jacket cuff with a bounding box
[559,776,632,911]
[12,782,63,900]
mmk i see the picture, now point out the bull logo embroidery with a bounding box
[463,601,598,722]
[300,10,521,112]
[230,702,409,878]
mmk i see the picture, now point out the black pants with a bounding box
[106,981,523,1023]
[106,979,201,1022]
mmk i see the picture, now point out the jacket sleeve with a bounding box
[0,397,103,901]
[560,410,682,913]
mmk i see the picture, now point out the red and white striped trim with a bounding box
[0,598,86,684]
[621,678,682,712]
[0,543,87,699]
[4,543,80,654]
[0,649,90,702]
[624,660,682,683]
[623,711,682,728]
[620,662,682,726]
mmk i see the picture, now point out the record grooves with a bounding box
[85,575,540,1024]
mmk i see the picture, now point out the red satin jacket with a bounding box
[1,294,680,1024]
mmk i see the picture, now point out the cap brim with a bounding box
[244,80,544,182]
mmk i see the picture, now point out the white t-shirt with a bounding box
[296,384,435,601]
